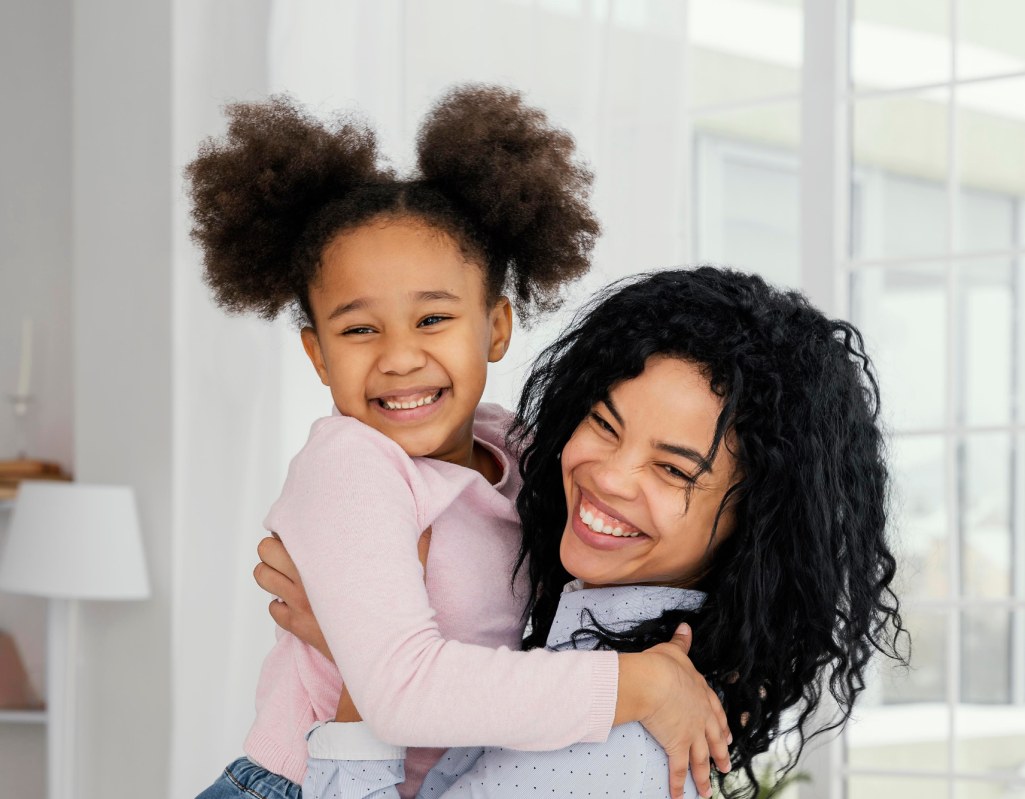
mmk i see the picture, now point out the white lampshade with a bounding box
[0,482,150,600]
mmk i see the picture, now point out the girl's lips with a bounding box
[371,387,449,423]
[570,494,649,551]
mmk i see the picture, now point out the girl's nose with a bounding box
[377,335,428,375]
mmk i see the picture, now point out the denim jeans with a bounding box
[195,757,302,799]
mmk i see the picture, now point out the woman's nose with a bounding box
[590,452,638,500]
[377,334,428,375]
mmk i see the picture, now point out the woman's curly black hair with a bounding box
[185,84,599,324]
[510,266,908,798]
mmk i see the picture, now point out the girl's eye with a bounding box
[342,326,376,336]
[418,315,450,328]
[660,463,695,483]
[590,412,616,436]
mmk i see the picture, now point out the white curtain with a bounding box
[170,1,691,793]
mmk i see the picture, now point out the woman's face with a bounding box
[559,356,737,588]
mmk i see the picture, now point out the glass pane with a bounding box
[956,781,1025,799]
[891,436,948,600]
[957,263,1014,427]
[688,0,802,108]
[851,91,949,260]
[692,104,800,289]
[848,775,949,799]
[960,434,1013,598]
[848,611,949,772]
[958,0,1025,80]
[960,608,1012,706]
[850,265,947,431]
[956,78,1025,252]
[851,0,951,91]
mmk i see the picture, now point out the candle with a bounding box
[16,317,32,398]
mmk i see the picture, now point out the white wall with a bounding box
[71,0,174,796]
[0,1,72,795]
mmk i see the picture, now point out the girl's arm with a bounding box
[271,418,620,750]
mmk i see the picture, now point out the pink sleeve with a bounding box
[268,419,618,749]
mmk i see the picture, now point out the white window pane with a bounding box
[958,0,1025,80]
[851,266,947,431]
[848,775,949,798]
[851,92,949,260]
[687,0,802,108]
[851,0,951,91]
[958,264,1014,427]
[956,77,1025,252]
[890,436,948,600]
[691,105,800,289]
[956,781,1025,799]
[849,610,949,772]
[960,435,1013,599]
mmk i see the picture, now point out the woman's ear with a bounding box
[488,296,513,363]
[300,327,330,386]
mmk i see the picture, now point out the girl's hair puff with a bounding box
[185,96,384,320]
[417,85,599,316]
[510,266,908,799]
[185,85,599,325]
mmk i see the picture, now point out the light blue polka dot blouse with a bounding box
[304,584,705,799]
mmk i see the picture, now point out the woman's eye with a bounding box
[660,463,695,483]
[590,412,616,435]
[418,315,450,328]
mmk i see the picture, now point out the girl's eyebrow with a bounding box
[603,397,713,472]
[328,290,461,321]
[416,290,461,302]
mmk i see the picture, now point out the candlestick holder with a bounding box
[8,394,33,459]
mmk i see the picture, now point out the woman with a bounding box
[259,266,907,798]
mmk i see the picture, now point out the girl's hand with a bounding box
[616,624,732,799]
[254,535,333,661]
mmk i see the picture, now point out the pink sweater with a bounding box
[243,404,619,797]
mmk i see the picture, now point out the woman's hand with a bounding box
[253,527,434,667]
[254,535,333,660]
[616,624,731,799]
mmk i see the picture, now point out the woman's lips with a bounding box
[570,492,648,551]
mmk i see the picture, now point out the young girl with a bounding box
[186,86,730,799]
[277,267,907,799]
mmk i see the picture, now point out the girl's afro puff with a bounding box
[185,85,598,325]
[417,85,599,316]
[186,96,384,320]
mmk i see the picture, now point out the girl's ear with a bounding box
[300,327,330,386]
[488,297,513,363]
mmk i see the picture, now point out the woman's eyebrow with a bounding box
[654,441,714,473]
[600,397,624,426]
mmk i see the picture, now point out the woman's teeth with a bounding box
[380,390,442,410]
[579,502,640,537]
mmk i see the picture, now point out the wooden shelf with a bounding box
[0,708,47,724]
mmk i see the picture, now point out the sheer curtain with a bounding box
[171,0,692,792]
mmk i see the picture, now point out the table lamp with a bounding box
[0,482,150,799]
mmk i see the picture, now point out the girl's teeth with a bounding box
[382,391,440,410]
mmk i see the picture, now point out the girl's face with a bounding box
[301,217,512,466]
[559,356,737,588]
